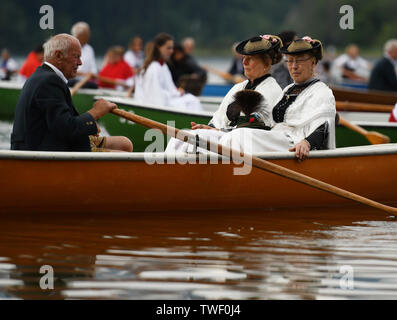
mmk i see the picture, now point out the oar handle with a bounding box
[111,108,396,216]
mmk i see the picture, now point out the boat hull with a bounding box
[0,146,396,214]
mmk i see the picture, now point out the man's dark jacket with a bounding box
[368,57,397,92]
[11,64,97,151]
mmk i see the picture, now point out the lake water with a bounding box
[1,121,397,301]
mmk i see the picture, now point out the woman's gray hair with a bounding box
[384,39,397,54]
[71,22,90,37]
[43,33,78,60]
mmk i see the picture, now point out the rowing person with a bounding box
[68,21,98,89]
[11,33,132,152]
[165,34,283,153]
[219,36,336,160]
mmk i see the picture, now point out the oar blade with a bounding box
[366,132,391,145]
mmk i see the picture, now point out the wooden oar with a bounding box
[95,75,129,89]
[202,65,245,84]
[70,73,92,96]
[336,101,394,113]
[339,116,390,145]
[111,108,397,216]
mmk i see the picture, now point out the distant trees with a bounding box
[1,0,395,56]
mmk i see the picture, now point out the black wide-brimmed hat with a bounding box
[280,36,323,62]
[235,35,282,64]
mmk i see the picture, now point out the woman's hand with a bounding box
[289,139,310,161]
[177,87,185,95]
[191,122,217,130]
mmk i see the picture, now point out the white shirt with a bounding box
[124,50,143,69]
[331,53,370,80]
[44,61,68,84]
[0,58,18,79]
[209,76,283,129]
[273,81,336,149]
[77,43,97,74]
[135,61,202,110]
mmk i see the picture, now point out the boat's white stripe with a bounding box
[1,144,396,161]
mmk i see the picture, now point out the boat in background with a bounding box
[0,144,396,214]
[0,80,126,118]
[331,85,397,105]
[201,83,233,96]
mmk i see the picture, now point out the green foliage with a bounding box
[0,0,395,56]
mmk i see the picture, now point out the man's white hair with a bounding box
[43,33,78,60]
[384,39,397,54]
[183,37,195,46]
[71,22,90,37]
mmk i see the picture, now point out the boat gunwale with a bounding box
[1,144,396,161]
[341,121,397,128]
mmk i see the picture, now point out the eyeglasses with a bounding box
[286,57,312,65]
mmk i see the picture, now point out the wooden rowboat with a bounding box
[331,85,397,105]
[96,96,397,151]
[0,144,396,214]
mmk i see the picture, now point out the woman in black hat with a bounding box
[219,36,336,161]
[166,35,283,153]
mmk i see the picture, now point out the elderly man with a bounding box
[69,21,98,88]
[11,33,132,152]
[368,39,397,92]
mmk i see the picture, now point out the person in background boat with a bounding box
[98,46,134,91]
[124,36,144,74]
[331,44,371,84]
[17,44,44,83]
[182,37,207,83]
[219,36,336,161]
[165,34,283,153]
[227,42,245,83]
[271,30,297,89]
[0,49,18,81]
[10,33,132,152]
[368,39,397,92]
[134,33,202,111]
[68,21,98,89]
[168,43,207,96]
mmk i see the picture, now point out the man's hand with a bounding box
[177,87,185,95]
[191,121,217,130]
[289,139,310,161]
[88,98,117,120]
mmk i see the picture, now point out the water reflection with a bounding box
[0,208,397,300]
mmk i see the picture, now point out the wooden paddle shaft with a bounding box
[338,116,369,135]
[111,108,397,216]
[70,73,92,96]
